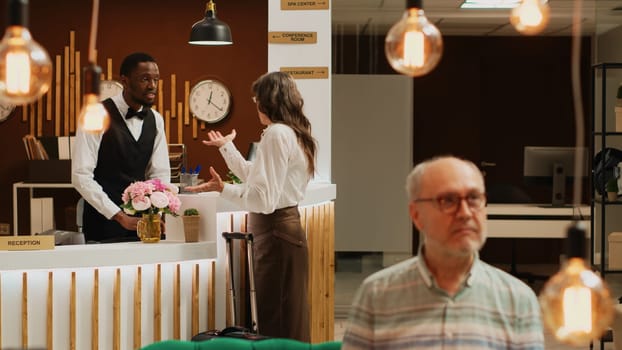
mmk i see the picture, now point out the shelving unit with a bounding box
[590,63,622,279]
[168,143,186,184]
[590,62,622,350]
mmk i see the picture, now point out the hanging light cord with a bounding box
[571,0,584,209]
[88,0,100,63]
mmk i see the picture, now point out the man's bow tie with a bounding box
[125,107,148,120]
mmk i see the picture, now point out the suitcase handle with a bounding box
[222,231,259,333]
[222,232,254,241]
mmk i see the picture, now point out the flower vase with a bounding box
[137,213,161,243]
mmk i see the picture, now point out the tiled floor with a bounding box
[333,253,622,349]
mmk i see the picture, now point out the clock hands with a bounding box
[211,102,223,111]
[205,91,223,110]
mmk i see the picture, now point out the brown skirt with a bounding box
[248,206,310,342]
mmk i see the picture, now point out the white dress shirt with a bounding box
[71,94,170,219]
[219,123,310,214]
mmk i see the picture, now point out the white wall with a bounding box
[268,4,332,183]
[332,75,413,258]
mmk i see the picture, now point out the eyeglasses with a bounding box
[413,192,487,214]
[251,96,257,104]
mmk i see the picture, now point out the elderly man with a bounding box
[342,156,544,350]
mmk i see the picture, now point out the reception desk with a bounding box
[1,182,336,349]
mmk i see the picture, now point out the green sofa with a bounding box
[140,338,342,350]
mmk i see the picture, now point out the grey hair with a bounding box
[405,155,481,201]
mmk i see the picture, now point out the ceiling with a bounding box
[332,0,622,36]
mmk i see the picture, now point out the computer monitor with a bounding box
[523,146,588,207]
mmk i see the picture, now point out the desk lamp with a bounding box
[538,0,615,346]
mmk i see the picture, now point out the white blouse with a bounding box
[219,123,310,214]
[71,94,170,219]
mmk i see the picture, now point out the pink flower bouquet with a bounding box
[120,179,181,216]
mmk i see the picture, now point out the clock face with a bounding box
[99,80,124,101]
[189,79,231,123]
[0,102,15,122]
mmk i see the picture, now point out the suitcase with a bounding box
[191,232,268,341]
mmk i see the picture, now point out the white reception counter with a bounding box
[1,182,336,350]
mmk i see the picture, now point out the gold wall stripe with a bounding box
[177,102,183,143]
[174,263,181,339]
[165,110,171,144]
[133,266,142,350]
[154,264,161,341]
[184,81,190,126]
[68,31,75,134]
[113,268,120,350]
[208,261,216,330]
[70,272,76,350]
[74,51,81,132]
[157,80,164,116]
[92,269,99,350]
[54,55,61,136]
[170,74,177,119]
[29,103,35,135]
[36,97,43,136]
[106,58,113,81]
[22,272,28,349]
[46,80,52,121]
[63,46,69,135]
[47,271,53,350]
[192,263,199,336]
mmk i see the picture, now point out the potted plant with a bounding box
[606,177,619,202]
[182,208,201,242]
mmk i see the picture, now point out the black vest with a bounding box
[83,99,157,242]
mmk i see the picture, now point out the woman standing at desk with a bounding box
[187,71,317,341]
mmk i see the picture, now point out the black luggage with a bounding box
[191,232,268,341]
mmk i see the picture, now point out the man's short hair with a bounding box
[119,52,156,77]
[405,156,481,201]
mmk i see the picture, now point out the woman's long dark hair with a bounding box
[252,72,317,175]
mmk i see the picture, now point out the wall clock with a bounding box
[189,79,232,123]
[99,80,124,101]
[0,102,15,122]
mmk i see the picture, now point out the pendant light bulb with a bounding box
[539,224,614,347]
[510,0,550,35]
[0,0,52,105]
[384,0,443,77]
[78,64,109,133]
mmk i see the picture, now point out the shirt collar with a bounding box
[112,93,145,118]
[415,244,480,289]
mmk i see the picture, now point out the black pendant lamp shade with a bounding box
[189,0,232,46]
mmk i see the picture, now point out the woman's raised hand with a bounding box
[183,166,224,193]
[202,129,237,148]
